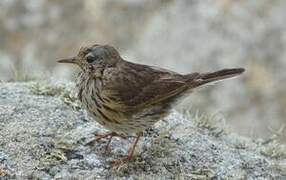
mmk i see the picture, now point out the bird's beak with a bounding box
[57,57,77,64]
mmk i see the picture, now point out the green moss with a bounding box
[182,110,227,137]
[39,149,68,168]
[147,134,177,158]
[257,127,286,159]
[260,140,286,159]
[189,168,216,179]
[59,89,81,111]
[30,82,65,96]
[30,82,81,111]
[54,137,78,151]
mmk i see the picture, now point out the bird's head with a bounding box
[57,44,121,71]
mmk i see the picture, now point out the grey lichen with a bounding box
[0,81,285,179]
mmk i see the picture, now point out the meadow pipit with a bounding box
[58,44,244,165]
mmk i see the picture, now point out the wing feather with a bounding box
[101,62,190,112]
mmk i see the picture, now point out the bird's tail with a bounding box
[188,68,245,87]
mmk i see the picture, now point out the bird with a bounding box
[57,44,244,165]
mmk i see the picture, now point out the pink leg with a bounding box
[87,132,126,152]
[112,132,143,167]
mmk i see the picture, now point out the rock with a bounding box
[0,81,285,179]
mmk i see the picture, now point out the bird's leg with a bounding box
[95,131,126,141]
[126,132,143,158]
[94,132,117,141]
[87,132,126,152]
[104,134,114,153]
[112,132,143,167]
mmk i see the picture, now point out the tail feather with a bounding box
[189,68,245,87]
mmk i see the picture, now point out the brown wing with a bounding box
[101,61,196,112]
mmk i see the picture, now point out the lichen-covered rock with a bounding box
[0,81,285,179]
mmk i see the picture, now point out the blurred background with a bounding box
[0,0,285,141]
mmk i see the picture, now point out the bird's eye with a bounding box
[86,55,96,63]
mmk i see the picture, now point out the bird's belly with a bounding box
[77,76,173,134]
[87,105,170,134]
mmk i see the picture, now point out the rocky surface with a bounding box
[0,81,285,179]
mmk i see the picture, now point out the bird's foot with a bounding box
[87,132,127,153]
[111,132,143,169]
[111,155,133,169]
